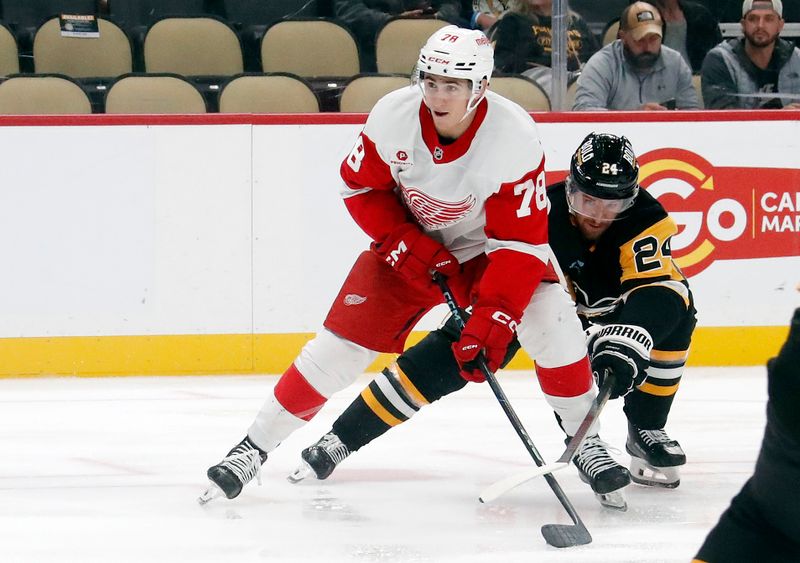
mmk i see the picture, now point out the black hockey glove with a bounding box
[589,324,653,399]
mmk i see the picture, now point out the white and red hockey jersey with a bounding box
[340,85,553,317]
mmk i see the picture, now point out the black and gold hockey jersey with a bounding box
[548,181,692,334]
[548,181,696,430]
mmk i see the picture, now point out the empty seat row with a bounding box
[0,0,328,38]
[0,72,553,114]
[0,17,452,79]
[0,73,319,114]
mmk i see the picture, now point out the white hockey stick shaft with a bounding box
[479,373,615,503]
[479,462,570,503]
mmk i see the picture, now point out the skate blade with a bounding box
[286,460,314,484]
[630,459,680,488]
[595,490,627,511]
[197,481,223,505]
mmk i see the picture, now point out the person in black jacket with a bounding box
[694,308,800,563]
[650,0,722,72]
[488,0,600,73]
[335,0,466,71]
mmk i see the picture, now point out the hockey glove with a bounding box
[372,223,459,283]
[452,306,519,382]
[589,324,653,399]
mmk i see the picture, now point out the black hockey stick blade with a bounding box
[541,522,592,548]
[433,273,592,548]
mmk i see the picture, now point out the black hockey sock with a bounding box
[332,323,473,452]
[624,386,677,430]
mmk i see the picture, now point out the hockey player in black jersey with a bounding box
[549,132,696,489]
[289,132,697,503]
[694,308,800,563]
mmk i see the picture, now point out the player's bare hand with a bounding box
[475,12,497,30]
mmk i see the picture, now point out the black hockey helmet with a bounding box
[567,132,640,221]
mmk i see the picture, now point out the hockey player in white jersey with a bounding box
[200,25,620,504]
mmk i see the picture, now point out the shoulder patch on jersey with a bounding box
[389,149,414,166]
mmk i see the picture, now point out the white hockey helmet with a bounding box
[416,25,494,113]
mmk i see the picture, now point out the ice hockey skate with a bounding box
[571,435,631,511]
[626,423,686,488]
[198,436,268,504]
[287,432,351,483]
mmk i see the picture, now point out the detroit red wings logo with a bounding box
[400,185,476,229]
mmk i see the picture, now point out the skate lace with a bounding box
[575,436,621,478]
[318,433,350,465]
[638,429,672,446]
[222,441,265,486]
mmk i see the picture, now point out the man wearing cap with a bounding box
[701,0,800,109]
[572,2,699,110]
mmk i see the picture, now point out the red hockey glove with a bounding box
[372,223,459,282]
[452,306,519,382]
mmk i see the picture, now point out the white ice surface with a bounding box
[0,367,767,563]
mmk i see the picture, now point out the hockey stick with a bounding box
[479,371,616,503]
[433,273,591,548]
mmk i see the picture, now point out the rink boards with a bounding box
[0,110,797,376]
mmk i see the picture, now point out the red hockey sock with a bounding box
[273,364,328,421]
[536,355,593,397]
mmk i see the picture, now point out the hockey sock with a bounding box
[624,348,687,429]
[274,364,328,421]
[334,325,470,451]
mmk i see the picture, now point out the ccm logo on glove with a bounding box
[372,223,459,282]
[452,306,519,383]
[491,311,518,331]
[384,241,407,267]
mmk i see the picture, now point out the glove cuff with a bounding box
[591,324,653,359]
[470,303,520,334]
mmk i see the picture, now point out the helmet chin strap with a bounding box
[459,80,487,122]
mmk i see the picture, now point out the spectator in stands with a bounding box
[569,0,630,32]
[573,2,699,109]
[649,0,723,72]
[336,0,466,71]
[701,0,800,108]
[707,0,798,22]
[471,0,509,31]
[488,0,600,73]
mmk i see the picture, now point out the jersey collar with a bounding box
[418,98,488,164]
